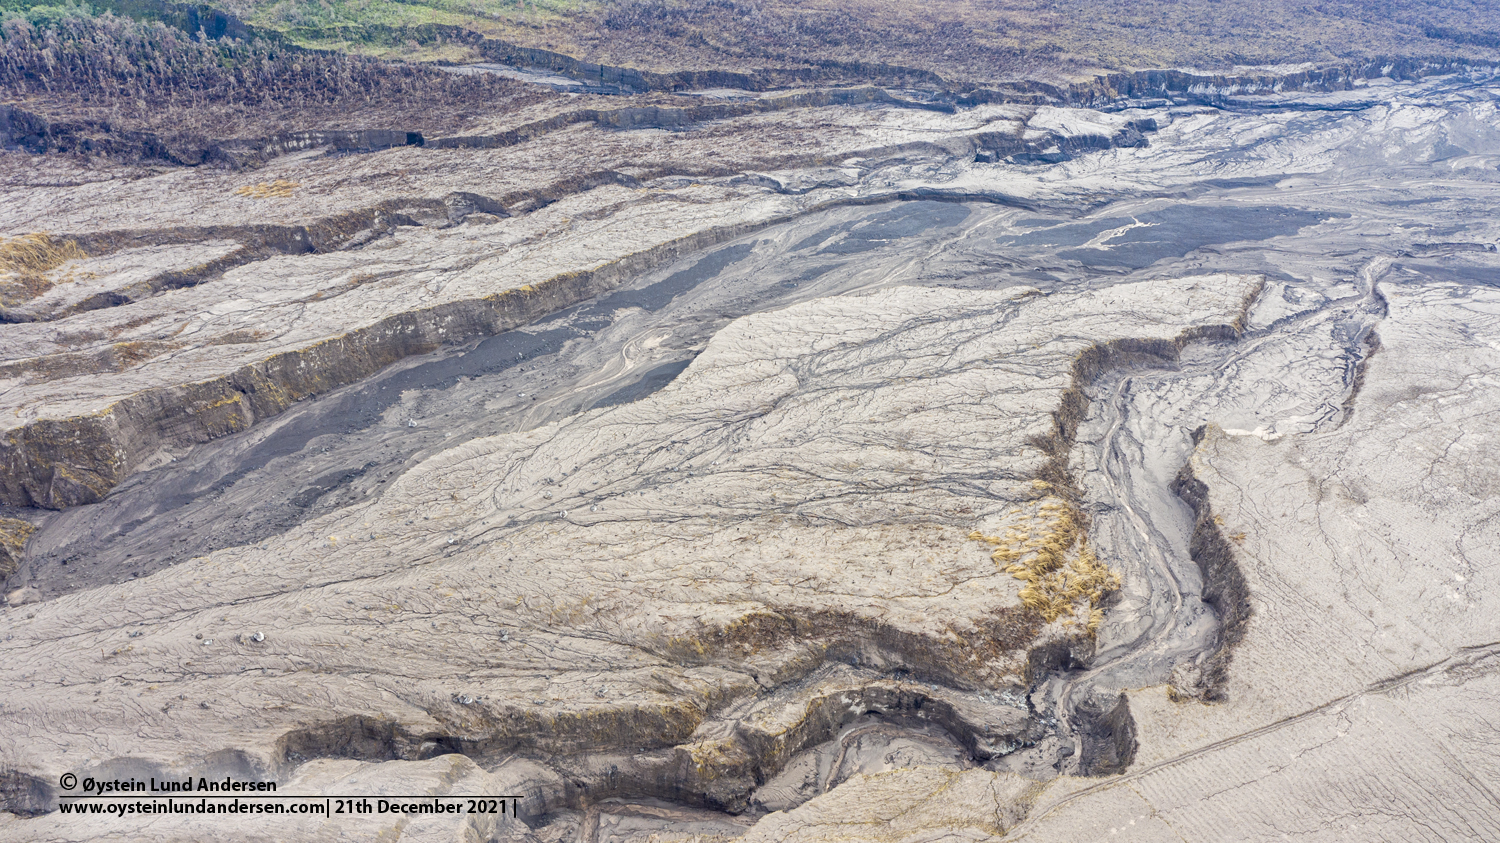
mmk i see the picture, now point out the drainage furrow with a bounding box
[1049,260,1391,776]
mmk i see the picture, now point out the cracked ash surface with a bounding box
[1,47,1500,843]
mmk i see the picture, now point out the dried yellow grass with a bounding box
[969,495,1121,632]
[0,233,89,305]
[0,233,86,275]
[233,179,301,199]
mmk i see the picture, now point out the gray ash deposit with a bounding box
[2,56,1499,843]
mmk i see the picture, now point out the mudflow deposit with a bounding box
[2,9,1500,843]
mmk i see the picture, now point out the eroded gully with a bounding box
[1042,256,1391,776]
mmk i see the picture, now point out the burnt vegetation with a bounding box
[0,3,543,140]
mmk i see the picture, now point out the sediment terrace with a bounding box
[0,276,1257,838]
[0,95,1155,509]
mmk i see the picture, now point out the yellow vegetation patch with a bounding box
[0,233,89,305]
[205,328,272,346]
[0,516,36,578]
[0,233,85,275]
[969,496,1121,633]
[111,340,178,369]
[233,179,301,199]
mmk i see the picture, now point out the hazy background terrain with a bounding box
[217,0,1500,76]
